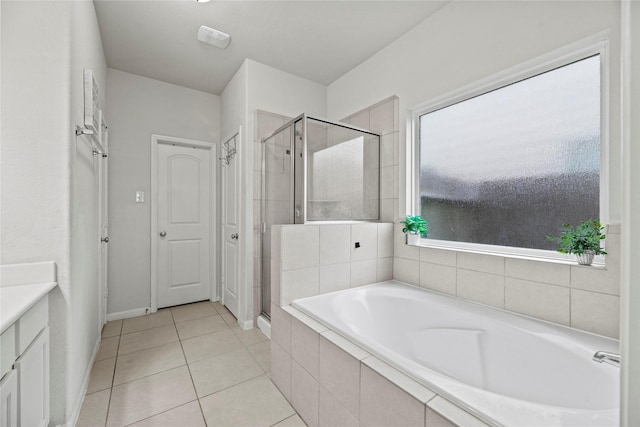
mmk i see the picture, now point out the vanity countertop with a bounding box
[0,282,57,334]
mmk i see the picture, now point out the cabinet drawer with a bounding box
[0,326,15,379]
[16,296,48,355]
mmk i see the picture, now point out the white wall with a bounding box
[69,0,108,419]
[106,69,220,315]
[1,1,107,423]
[221,59,326,325]
[327,0,622,223]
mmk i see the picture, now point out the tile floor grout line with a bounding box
[103,326,122,427]
[119,399,201,427]
[175,313,210,426]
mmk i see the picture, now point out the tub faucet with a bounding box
[593,351,620,367]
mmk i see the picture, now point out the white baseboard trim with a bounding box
[106,307,151,321]
[65,335,101,427]
[239,318,254,330]
[257,315,271,339]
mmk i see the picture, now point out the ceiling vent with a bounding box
[197,25,230,49]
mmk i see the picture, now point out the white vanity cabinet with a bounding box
[0,368,18,427]
[0,294,51,427]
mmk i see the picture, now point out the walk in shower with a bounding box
[261,114,381,317]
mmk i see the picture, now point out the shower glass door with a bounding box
[261,123,293,318]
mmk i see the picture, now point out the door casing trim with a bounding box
[150,134,217,312]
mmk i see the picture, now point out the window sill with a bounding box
[407,238,607,269]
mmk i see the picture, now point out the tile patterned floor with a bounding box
[77,301,305,427]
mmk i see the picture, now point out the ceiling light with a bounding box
[195,0,210,3]
[197,25,230,49]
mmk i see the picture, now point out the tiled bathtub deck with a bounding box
[77,301,305,427]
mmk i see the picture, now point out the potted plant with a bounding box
[401,215,428,245]
[546,219,606,265]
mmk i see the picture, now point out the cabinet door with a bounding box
[0,369,18,427]
[15,327,49,427]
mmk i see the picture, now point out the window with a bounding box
[416,54,601,252]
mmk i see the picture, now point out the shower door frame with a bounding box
[260,114,382,318]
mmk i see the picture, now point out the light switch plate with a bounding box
[136,191,144,203]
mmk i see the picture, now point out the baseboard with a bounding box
[65,335,101,427]
[239,318,254,330]
[106,307,151,321]
[257,315,271,339]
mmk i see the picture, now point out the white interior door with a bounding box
[157,142,211,308]
[221,132,241,318]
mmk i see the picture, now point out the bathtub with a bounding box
[292,280,619,426]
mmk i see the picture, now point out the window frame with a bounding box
[409,33,610,264]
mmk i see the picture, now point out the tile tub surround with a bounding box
[270,304,490,427]
[254,96,399,320]
[271,222,394,306]
[395,223,622,338]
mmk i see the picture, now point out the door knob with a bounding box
[101,237,109,243]
[160,231,167,237]
[231,233,238,240]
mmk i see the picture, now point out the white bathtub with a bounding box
[292,280,619,426]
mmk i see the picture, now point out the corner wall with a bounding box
[106,69,220,315]
[1,0,108,423]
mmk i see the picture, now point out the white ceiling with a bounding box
[94,1,448,95]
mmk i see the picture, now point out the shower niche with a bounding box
[261,115,381,317]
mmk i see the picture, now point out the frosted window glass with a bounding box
[419,55,600,250]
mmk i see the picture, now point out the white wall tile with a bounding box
[369,99,395,135]
[571,290,620,338]
[380,166,394,199]
[271,258,281,305]
[377,257,393,282]
[381,199,394,222]
[426,408,456,427]
[505,278,570,326]
[291,318,320,379]
[291,360,320,427]
[351,223,378,261]
[359,365,425,427]
[349,110,370,130]
[351,259,378,288]
[271,303,291,353]
[281,267,319,306]
[271,340,291,401]
[318,386,359,427]
[394,224,420,261]
[380,133,395,167]
[457,252,504,275]
[419,247,456,267]
[571,264,620,296]
[272,225,282,258]
[505,258,570,286]
[427,396,490,427]
[318,336,361,418]
[377,223,394,258]
[419,262,456,296]
[282,226,319,271]
[320,263,351,294]
[320,331,370,361]
[319,225,351,266]
[456,269,505,308]
[394,258,419,287]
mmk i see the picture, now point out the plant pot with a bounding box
[406,233,421,246]
[576,250,596,266]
